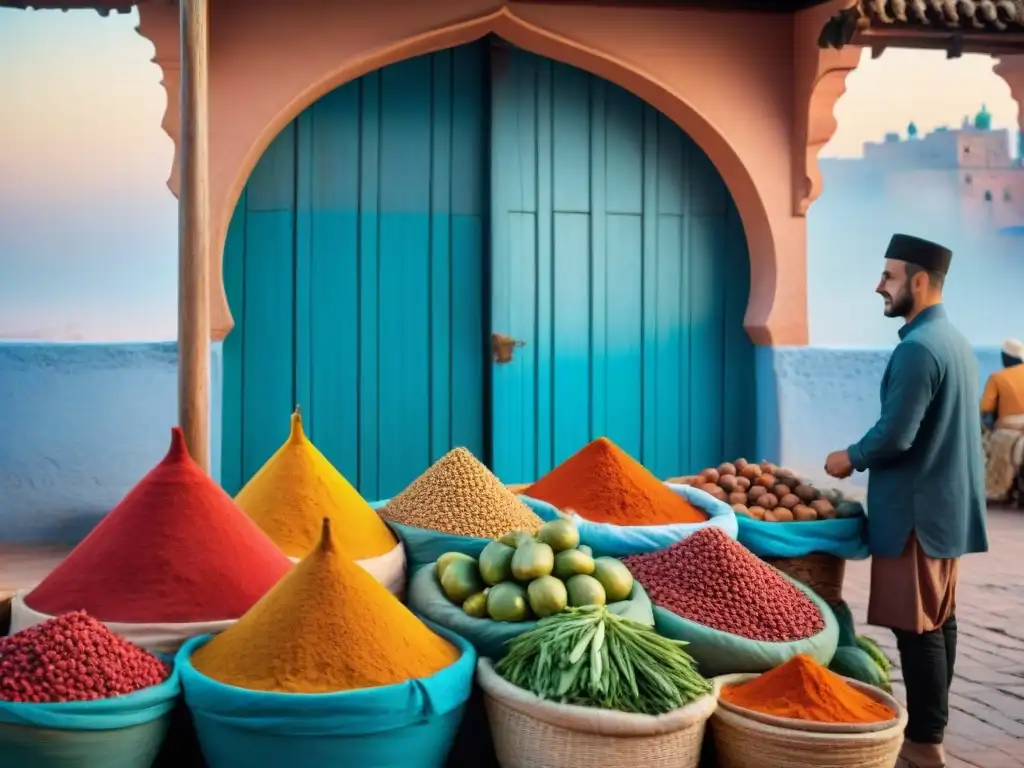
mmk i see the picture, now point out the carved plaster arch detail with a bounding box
[795,47,862,216]
[137,5,780,344]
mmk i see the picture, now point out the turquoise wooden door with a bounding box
[489,45,755,483]
[222,44,489,500]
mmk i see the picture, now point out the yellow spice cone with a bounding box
[235,409,396,559]
[191,517,458,693]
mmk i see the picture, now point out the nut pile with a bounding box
[381,447,542,538]
[0,611,170,703]
[623,527,825,642]
[671,459,863,523]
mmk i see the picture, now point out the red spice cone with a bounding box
[26,427,293,624]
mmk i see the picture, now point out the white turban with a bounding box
[1003,339,1024,359]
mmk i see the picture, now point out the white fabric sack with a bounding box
[8,590,235,654]
[476,658,718,736]
[288,541,407,600]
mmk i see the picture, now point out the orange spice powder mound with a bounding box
[525,437,708,525]
[721,654,896,724]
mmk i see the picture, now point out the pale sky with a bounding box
[0,8,1018,342]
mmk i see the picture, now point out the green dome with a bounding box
[974,104,992,130]
[907,121,918,138]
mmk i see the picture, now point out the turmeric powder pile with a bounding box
[720,654,896,724]
[191,518,460,694]
[526,438,708,525]
[235,409,397,560]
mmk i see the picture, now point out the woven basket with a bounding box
[763,553,846,604]
[477,658,717,768]
[712,701,907,768]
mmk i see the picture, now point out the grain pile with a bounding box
[381,448,542,538]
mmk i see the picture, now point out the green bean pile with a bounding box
[495,605,712,715]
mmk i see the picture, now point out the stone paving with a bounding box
[845,507,1024,767]
[2,509,1024,766]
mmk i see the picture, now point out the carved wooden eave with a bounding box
[793,1,862,217]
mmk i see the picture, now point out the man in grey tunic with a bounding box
[824,234,988,768]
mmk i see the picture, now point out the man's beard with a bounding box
[882,284,914,318]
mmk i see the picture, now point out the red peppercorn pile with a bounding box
[0,611,170,703]
[623,527,825,642]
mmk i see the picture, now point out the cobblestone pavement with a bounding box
[846,507,1024,767]
[3,510,1024,766]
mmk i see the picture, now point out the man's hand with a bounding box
[825,450,853,479]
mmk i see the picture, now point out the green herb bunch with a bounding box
[494,605,712,715]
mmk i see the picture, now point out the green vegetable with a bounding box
[552,548,596,580]
[463,591,489,618]
[440,559,485,605]
[536,519,580,553]
[487,582,532,622]
[578,544,593,557]
[495,606,712,715]
[479,540,516,585]
[591,557,634,602]
[500,530,535,549]
[856,635,894,674]
[830,601,858,648]
[436,552,476,582]
[566,574,607,607]
[527,576,569,618]
[829,646,891,693]
[511,541,555,581]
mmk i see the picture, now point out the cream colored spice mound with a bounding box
[382,447,542,538]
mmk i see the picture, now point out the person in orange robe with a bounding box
[981,339,1024,505]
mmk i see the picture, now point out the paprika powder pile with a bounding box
[26,428,293,624]
[525,437,707,525]
[190,518,460,694]
[720,654,896,724]
[235,409,397,560]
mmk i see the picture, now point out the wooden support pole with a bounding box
[177,0,211,473]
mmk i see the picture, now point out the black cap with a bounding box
[884,234,953,276]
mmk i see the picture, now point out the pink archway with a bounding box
[215,9,776,343]
[136,2,799,344]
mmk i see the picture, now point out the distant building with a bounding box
[821,106,1024,235]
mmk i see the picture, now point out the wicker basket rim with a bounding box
[477,658,718,737]
[711,685,908,742]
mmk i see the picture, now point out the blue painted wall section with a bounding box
[755,345,1002,493]
[0,342,1001,544]
[489,45,754,484]
[0,342,223,544]
[222,43,489,500]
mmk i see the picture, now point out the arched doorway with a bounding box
[221,38,755,499]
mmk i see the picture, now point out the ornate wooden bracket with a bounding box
[793,1,862,217]
[994,55,1024,141]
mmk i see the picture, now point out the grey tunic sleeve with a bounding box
[847,341,941,472]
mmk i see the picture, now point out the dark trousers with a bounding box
[893,615,958,744]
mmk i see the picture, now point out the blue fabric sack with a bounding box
[177,623,476,768]
[735,514,869,560]
[370,500,491,573]
[520,484,738,558]
[0,661,180,768]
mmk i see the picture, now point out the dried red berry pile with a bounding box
[0,611,170,703]
[623,527,825,642]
